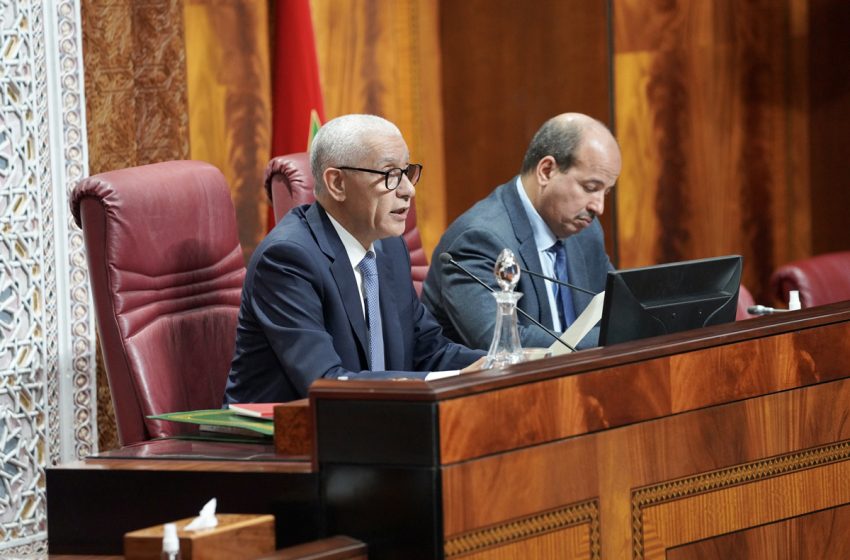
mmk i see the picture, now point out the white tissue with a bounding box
[184,498,219,531]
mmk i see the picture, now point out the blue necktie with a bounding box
[358,251,385,371]
[550,240,577,329]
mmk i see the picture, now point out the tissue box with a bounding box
[124,513,275,560]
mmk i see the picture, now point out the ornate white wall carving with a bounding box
[0,0,93,555]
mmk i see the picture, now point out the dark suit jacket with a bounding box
[422,180,613,350]
[225,203,483,403]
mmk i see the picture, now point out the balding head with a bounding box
[310,114,402,196]
[520,113,618,176]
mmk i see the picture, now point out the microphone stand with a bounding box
[519,267,597,295]
[440,254,576,352]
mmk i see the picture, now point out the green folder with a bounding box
[148,409,274,437]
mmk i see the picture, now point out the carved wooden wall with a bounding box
[310,0,447,254]
[184,0,272,260]
[612,0,850,302]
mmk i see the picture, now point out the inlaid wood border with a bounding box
[631,439,850,559]
[445,499,599,558]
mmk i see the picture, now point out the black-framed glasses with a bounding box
[337,164,423,191]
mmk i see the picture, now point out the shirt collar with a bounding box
[326,212,373,269]
[515,176,558,251]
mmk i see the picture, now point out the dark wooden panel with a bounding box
[315,400,438,466]
[47,467,319,554]
[808,1,850,255]
[259,535,368,560]
[439,0,615,260]
[322,465,441,560]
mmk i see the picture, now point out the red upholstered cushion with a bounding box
[769,251,850,308]
[265,153,429,294]
[71,161,245,446]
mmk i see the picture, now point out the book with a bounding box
[198,423,272,440]
[148,409,274,437]
[228,402,281,419]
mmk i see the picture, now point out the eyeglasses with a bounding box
[337,164,423,191]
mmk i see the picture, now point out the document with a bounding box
[425,369,461,381]
[548,291,605,356]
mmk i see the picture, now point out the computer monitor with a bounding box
[598,255,743,346]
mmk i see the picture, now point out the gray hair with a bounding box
[520,114,608,175]
[310,114,401,195]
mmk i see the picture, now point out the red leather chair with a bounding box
[769,251,850,308]
[264,153,429,294]
[71,161,245,446]
[736,284,756,320]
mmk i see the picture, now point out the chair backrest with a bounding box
[71,161,246,446]
[769,251,850,308]
[264,153,429,294]
[736,284,756,320]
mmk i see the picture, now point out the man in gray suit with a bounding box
[422,113,621,350]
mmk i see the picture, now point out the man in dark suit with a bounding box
[225,114,484,404]
[423,113,621,350]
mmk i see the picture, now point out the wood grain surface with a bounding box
[184,0,272,260]
[439,0,614,260]
[613,0,813,302]
[440,378,850,558]
[436,304,850,463]
[666,503,850,559]
[310,0,446,256]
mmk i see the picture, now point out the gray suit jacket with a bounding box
[422,180,613,350]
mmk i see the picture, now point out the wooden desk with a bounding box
[310,301,850,558]
[47,439,318,555]
[49,301,850,559]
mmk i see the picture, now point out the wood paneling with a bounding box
[667,504,850,559]
[614,0,809,301]
[184,0,272,260]
[83,0,190,174]
[440,378,850,558]
[808,1,850,256]
[310,0,446,256]
[439,0,615,260]
[639,457,850,559]
[438,314,850,464]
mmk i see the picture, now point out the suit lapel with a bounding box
[307,204,369,357]
[375,240,404,370]
[500,183,555,328]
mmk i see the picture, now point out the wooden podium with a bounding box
[48,301,850,558]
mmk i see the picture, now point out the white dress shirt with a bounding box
[515,177,565,332]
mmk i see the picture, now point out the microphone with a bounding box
[519,267,596,296]
[439,253,576,352]
[747,304,790,315]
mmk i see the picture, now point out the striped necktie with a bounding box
[358,251,385,370]
[549,240,577,329]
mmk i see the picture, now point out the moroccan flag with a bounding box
[269,0,325,229]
